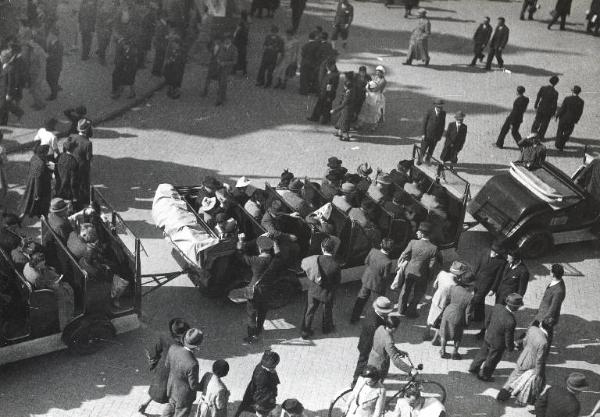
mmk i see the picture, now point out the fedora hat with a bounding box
[261,350,280,369]
[372,296,395,315]
[50,197,68,213]
[236,176,252,188]
[199,196,218,213]
[327,156,342,168]
[183,328,203,349]
[341,182,356,194]
[282,399,304,415]
[449,260,468,276]
[505,293,524,308]
[566,372,588,392]
[169,318,190,339]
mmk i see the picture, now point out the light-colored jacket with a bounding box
[345,376,385,417]
[199,374,230,417]
[516,325,548,375]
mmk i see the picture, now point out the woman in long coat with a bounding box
[138,318,190,414]
[272,29,299,89]
[19,144,52,219]
[425,261,466,341]
[404,9,431,65]
[438,271,475,360]
[331,80,354,142]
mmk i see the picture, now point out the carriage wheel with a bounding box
[328,388,353,417]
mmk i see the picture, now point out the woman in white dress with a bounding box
[356,66,387,132]
[346,366,386,417]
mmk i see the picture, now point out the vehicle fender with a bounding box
[61,313,114,346]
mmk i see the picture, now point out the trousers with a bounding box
[485,47,504,69]
[350,286,383,322]
[162,399,193,417]
[531,112,552,139]
[398,273,428,315]
[469,340,505,379]
[302,296,334,332]
[555,120,575,150]
[496,117,522,147]
[256,54,278,86]
[81,30,93,59]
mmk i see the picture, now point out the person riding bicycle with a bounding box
[390,385,446,417]
[367,314,410,381]
[346,366,386,417]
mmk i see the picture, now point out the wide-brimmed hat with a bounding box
[282,399,304,415]
[418,221,432,233]
[417,8,427,16]
[566,372,588,392]
[199,196,218,213]
[289,179,304,192]
[261,350,280,368]
[327,156,343,168]
[50,197,68,213]
[375,65,385,74]
[454,111,465,120]
[256,235,274,251]
[341,182,356,194]
[373,296,395,315]
[433,99,444,106]
[183,328,204,349]
[236,176,252,188]
[357,163,373,177]
[505,293,524,308]
[449,260,468,276]
[169,317,190,339]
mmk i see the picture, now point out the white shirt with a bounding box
[34,128,58,155]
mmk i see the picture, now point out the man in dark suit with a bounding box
[440,111,467,164]
[300,237,341,338]
[469,293,522,381]
[351,296,394,387]
[307,59,339,124]
[532,76,559,140]
[290,0,306,33]
[299,32,320,94]
[420,99,446,163]
[256,25,284,88]
[471,241,506,336]
[71,118,93,202]
[521,0,539,20]
[485,17,509,70]
[393,222,440,318]
[535,372,587,417]
[554,85,584,151]
[469,16,492,66]
[492,250,529,306]
[533,263,566,347]
[350,238,395,323]
[236,350,280,417]
[164,328,203,417]
[496,85,529,148]
[548,0,573,30]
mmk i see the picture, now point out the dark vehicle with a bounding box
[0,187,141,365]
[468,152,600,258]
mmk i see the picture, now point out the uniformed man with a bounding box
[554,85,584,151]
[332,0,353,50]
[469,17,492,67]
[256,25,284,88]
[532,76,559,140]
[495,85,529,148]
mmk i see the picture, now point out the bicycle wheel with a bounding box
[328,388,353,417]
[385,380,447,411]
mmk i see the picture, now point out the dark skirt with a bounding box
[335,107,352,132]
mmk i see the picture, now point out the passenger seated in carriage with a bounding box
[78,247,129,312]
[261,200,302,270]
[67,222,98,260]
[383,191,405,219]
[276,170,295,192]
[332,182,357,214]
[198,196,223,227]
[355,163,373,195]
[323,157,348,185]
[215,213,238,240]
[231,176,255,206]
[12,240,42,272]
[389,160,413,188]
[280,179,313,218]
[321,170,344,200]
[368,173,393,204]
[244,189,269,221]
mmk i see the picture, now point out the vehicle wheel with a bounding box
[65,319,116,355]
[386,380,447,410]
[328,388,353,417]
[264,278,301,310]
[518,230,553,258]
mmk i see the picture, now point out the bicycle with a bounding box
[328,355,447,417]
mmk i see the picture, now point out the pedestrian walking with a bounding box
[151,12,169,76]
[256,25,284,88]
[485,17,509,70]
[233,12,250,77]
[138,318,190,415]
[164,34,186,99]
[0,48,25,126]
[469,293,523,381]
[532,76,559,140]
[548,0,573,30]
[403,9,431,66]
[367,315,410,380]
[469,17,492,67]
[401,0,419,18]
[299,32,320,94]
[534,372,588,417]
[290,0,306,33]
[346,366,386,417]
[350,238,395,323]
[517,133,546,170]
[439,111,467,164]
[587,0,600,35]
[332,80,355,142]
[496,319,551,406]
[392,222,440,318]
[436,271,475,360]
[352,296,395,387]
[554,85,584,151]
[163,328,204,417]
[308,59,339,124]
[300,237,341,339]
[273,29,299,89]
[79,0,97,61]
[491,250,529,306]
[55,139,80,205]
[419,100,446,163]
[26,38,48,110]
[111,37,138,99]
[471,241,506,338]
[45,26,63,101]
[198,360,230,417]
[96,0,115,66]
[235,350,280,417]
[71,118,93,202]
[532,263,566,348]
[332,0,353,50]
[18,145,53,219]
[521,0,539,20]
[495,86,529,148]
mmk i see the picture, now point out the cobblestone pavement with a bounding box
[1,0,600,416]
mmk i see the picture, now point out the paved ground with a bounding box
[2,0,600,416]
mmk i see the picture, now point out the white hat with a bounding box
[375,65,385,74]
[199,196,217,213]
[236,176,252,188]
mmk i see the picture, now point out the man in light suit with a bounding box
[420,100,446,163]
[554,85,584,151]
[439,111,467,164]
[532,76,559,140]
[350,238,395,323]
[163,328,204,417]
[393,222,440,318]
